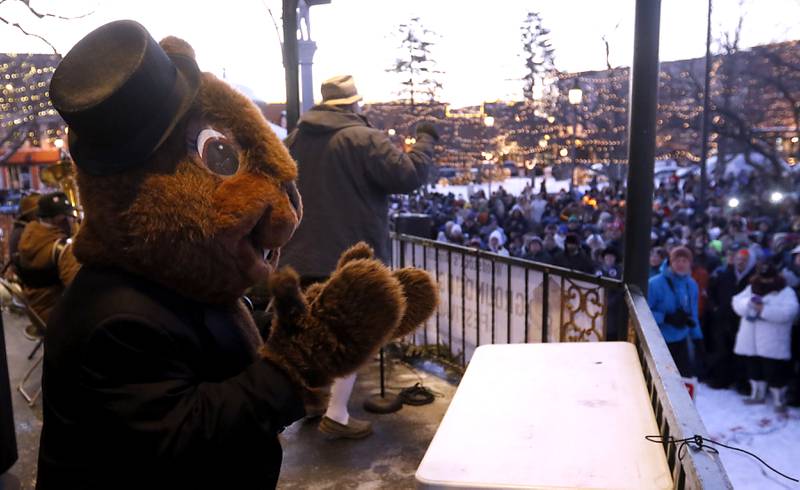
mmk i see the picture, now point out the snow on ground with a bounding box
[695,383,800,489]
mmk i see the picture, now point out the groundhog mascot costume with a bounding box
[37,20,437,490]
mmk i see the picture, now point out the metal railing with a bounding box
[391,233,732,489]
[626,287,733,489]
[392,233,624,367]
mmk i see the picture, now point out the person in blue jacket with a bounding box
[648,246,703,377]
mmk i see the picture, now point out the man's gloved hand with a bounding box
[415,122,440,142]
[664,309,690,328]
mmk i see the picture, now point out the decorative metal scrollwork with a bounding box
[559,277,607,342]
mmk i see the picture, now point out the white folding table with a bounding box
[416,342,672,489]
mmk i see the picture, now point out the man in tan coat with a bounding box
[17,192,80,331]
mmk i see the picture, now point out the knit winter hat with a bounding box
[669,246,693,263]
[565,233,581,246]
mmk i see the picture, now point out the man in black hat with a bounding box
[16,191,80,330]
[281,75,437,438]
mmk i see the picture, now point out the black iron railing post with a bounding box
[435,249,441,356]
[411,244,416,345]
[506,264,512,343]
[491,261,496,344]
[461,253,466,367]
[423,245,429,346]
[524,269,529,342]
[448,250,453,358]
[475,251,480,348]
[622,0,662,294]
[542,271,549,343]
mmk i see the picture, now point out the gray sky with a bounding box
[2,0,799,107]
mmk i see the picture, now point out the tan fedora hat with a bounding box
[321,75,363,106]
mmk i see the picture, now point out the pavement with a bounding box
[0,308,457,489]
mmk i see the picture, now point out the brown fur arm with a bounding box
[261,255,407,390]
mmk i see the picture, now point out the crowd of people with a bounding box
[391,169,800,410]
[394,181,627,277]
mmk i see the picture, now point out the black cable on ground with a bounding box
[645,434,798,483]
[399,383,436,406]
[383,359,443,406]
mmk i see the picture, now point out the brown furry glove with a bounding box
[391,268,438,338]
[260,243,407,390]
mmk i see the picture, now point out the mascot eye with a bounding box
[197,128,239,176]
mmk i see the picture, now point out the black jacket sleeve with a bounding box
[362,129,434,194]
[80,318,306,460]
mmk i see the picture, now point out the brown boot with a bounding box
[318,415,372,439]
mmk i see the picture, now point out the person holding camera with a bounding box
[732,262,799,412]
[648,246,704,378]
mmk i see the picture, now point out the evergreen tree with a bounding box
[520,12,557,106]
[386,17,443,107]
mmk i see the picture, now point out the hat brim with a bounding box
[322,94,362,106]
[68,54,201,176]
[20,207,38,218]
[38,204,75,218]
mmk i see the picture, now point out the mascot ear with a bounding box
[159,36,196,60]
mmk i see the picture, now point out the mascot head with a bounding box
[50,20,301,304]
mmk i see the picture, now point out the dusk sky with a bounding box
[2,0,799,107]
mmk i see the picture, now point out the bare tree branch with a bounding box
[602,36,612,71]
[0,15,58,53]
[18,0,93,20]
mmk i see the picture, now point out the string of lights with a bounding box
[0,54,63,160]
[365,39,799,171]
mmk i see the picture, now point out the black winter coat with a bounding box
[281,105,434,276]
[554,249,596,275]
[708,265,754,330]
[36,267,305,490]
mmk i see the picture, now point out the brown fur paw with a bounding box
[393,268,438,338]
[304,259,406,378]
[304,282,324,304]
[159,36,196,59]
[336,242,374,270]
[268,267,308,327]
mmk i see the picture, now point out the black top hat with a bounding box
[49,20,200,176]
[38,192,75,218]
